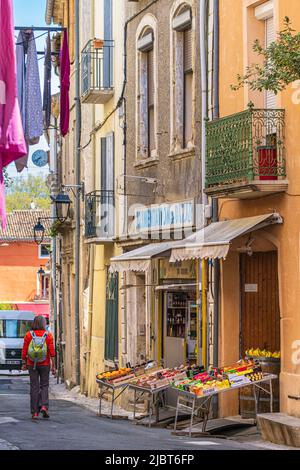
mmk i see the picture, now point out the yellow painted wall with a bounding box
[218,0,300,418]
[85,0,125,397]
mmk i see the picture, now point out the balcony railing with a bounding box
[81,39,114,104]
[85,190,115,240]
[205,108,287,197]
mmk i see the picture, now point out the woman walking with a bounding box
[21,315,56,419]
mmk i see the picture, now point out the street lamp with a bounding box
[33,219,45,245]
[51,192,72,223]
[37,266,45,276]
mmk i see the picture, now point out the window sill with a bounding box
[134,156,159,169]
[168,147,195,161]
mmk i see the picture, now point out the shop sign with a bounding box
[160,259,196,280]
[245,284,258,292]
[134,200,194,233]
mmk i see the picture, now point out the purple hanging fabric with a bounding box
[60,31,70,137]
[0,0,27,229]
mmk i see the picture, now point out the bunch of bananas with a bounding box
[245,348,280,358]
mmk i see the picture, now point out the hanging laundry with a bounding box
[0,0,27,229]
[60,31,70,137]
[15,29,43,172]
[43,32,52,129]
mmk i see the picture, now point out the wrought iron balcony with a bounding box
[85,190,115,240]
[81,39,114,104]
[205,108,288,199]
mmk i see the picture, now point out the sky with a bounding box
[8,0,59,179]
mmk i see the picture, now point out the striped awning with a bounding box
[169,213,283,262]
[109,240,180,273]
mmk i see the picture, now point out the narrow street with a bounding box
[0,375,262,451]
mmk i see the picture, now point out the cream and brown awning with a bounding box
[109,240,181,273]
[169,213,283,262]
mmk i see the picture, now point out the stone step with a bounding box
[258,413,300,448]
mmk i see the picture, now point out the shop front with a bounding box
[169,212,283,418]
[157,259,199,369]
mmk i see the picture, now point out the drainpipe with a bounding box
[51,117,58,355]
[200,0,209,367]
[74,0,81,386]
[84,244,94,395]
[212,0,220,418]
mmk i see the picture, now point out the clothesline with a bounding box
[15,26,66,32]
[15,31,59,57]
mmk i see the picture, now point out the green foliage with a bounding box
[49,220,62,237]
[5,174,51,212]
[231,17,300,94]
[3,167,12,188]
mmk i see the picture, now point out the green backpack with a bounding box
[28,331,48,369]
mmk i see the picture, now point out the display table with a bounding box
[173,373,277,437]
[96,379,130,419]
[128,383,170,428]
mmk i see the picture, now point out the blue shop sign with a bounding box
[135,200,194,232]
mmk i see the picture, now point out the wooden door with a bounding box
[240,251,280,354]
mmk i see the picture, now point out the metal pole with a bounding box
[212,0,220,419]
[14,26,66,31]
[74,0,81,386]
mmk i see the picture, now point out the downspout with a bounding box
[200,0,208,367]
[85,244,94,395]
[212,0,220,418]
[51,117,58,360]
[74,0,81,386]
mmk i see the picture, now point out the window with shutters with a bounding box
[183,27,193,147]
[265,16,276,109]
[171,4,194,152]
[98,132,115,238]
[137,25,156,159]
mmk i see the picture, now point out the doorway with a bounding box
[240,251,281,415]
[163,290,197,368]
[240,251,280,354]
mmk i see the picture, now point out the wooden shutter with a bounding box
[104,272,119,362]
[265,17,276,109]
[184,28,193,146]
[103,0,113,88]
[148,48,154,107]
[148,49,155,153]
[184,27,193,72]
[101,133,114,237]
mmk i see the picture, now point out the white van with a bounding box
[0,311,35,370]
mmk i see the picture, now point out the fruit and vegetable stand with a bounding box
[96,367,135,418]
[96,379,131,418]
[129,383,169,427]
[172,359,277,437]
[128,368,188,427]
[96,364,188,422]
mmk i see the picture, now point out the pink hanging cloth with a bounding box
[60,31,70,137]
[0,0,27,229]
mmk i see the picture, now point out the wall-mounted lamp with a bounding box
[50,191,72,223]
[33,219,46,245]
